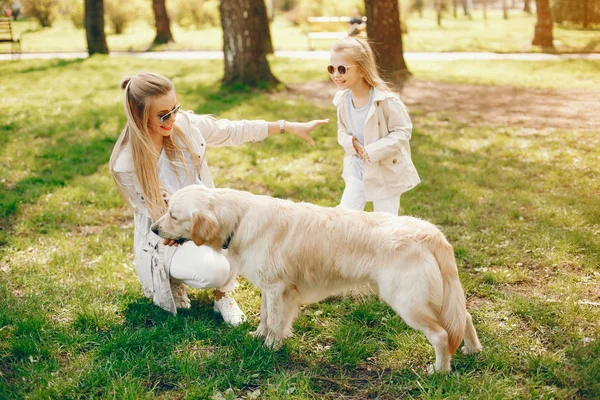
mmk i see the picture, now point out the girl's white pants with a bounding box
[340,176,401,215]
[168,241,237,292]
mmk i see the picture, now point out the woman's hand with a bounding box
[163,238,187,246]
[352,136,370,162]
[285,119,329,146]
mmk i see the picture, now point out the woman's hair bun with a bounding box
[120,77,132,90]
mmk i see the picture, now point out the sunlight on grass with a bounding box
[0,57,598,398]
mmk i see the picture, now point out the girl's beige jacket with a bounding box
[334,88,420,201]
[111,111,268,315]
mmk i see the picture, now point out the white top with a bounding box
[347,88,374,180]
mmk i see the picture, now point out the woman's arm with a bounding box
[266,120,328,146]
[188,112,327,147]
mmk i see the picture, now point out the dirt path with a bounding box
[282,80,599,131]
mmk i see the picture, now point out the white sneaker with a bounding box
[213,295,247,327]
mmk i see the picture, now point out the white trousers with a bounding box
[340,176,401,215]
[168,241,237,292]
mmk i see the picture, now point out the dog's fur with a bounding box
[151,185,482,372]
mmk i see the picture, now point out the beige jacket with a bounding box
[334,88,420,201]
[111,111,268,314]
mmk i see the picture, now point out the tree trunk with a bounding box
[436,0,443,26]
[152,0,174,45]
[482,0,487,20]
[523,0,532,14]
[463,0,472,18]
[532,0,554,49]
[85,0,109,55]
[502,0,509,20]
[453,0,457,19]
[220,0,280,88]
[255,0,274,54]
[364,0,410,90]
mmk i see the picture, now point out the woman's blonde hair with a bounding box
[331,36,393,93]
[109,72,201,221]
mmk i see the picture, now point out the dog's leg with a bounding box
[263,283,301,350]
[461,311,483,355]
[251,294,269,339]
[379,277,452,373]
[171,281,191,309]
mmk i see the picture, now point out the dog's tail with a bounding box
[425,230,467,355]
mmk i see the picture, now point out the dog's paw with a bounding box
[171,283,191,309]
[427,364,451,375]
[461,344,483,355]
[263,335,283,350]
[251,326,268,339]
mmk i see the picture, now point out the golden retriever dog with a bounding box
[151,185,482,373]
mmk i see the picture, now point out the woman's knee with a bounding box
[170,243,231,288]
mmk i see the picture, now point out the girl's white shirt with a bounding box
[111,110,268,314]
[334,87,420,202]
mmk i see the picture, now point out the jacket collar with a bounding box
[332,87,398,107]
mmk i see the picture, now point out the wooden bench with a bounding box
[305,16,367,50]
[0,17,21,58]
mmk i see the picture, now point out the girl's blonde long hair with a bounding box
[109,72,201,221]
[332,36,393,93]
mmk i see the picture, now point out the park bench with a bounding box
[0,17,21,58]
[305,16,367,50]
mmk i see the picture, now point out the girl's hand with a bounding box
[352,136,370,162]
[286,119,329,146]
[163,239,180,247]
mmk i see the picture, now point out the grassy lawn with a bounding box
[0,57,599,398]
[5,10,600,53]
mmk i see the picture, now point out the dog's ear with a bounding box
[191,211,219,247]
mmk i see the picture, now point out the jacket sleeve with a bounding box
[364,98,412,163]
[337,106,357,156]
[113,170,151,220]
[188,113,269,147]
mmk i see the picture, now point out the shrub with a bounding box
[61,0,84,29]
[22,0,59,27]
[168,0,219,30]
[104,0,138,34]
[552,0,600,28]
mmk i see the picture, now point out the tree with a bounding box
[152,0,174,45]
[255,0,274,54]
[523,0,532,14]
[364,0,410,89]
[532,0,554,49]
[84,0,109,55]
[219,0,279,88]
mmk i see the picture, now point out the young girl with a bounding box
[329,37,420,215]
[110,72,328,325]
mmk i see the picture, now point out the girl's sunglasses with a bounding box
[159,104,181,125]
[327,65,356,75]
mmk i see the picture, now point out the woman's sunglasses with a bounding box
[159,104,181,125]
[327,65,356,75]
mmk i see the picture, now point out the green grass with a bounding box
[1,57,599,398]
[5,9,600,53]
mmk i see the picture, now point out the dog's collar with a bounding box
[221,232,233,250]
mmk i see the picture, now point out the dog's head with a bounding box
[150,185,220,247]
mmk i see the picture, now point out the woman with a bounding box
[110,72,328,325]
